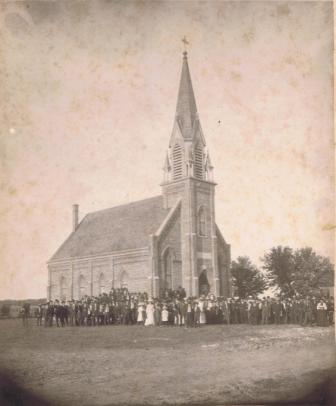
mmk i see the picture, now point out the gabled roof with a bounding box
[50,196,170,262]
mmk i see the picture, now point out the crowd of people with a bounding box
[28,287,334,328]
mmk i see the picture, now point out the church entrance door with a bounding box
[199,270,210,296]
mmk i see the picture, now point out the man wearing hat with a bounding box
[154,301,161,326]
[36,304,42,326]
[69,300,75,326]
[54,300,61,327]
[185,298,194,328]
[47,300,52,327]
[193,300,200,327]
[180,298,187,326]
[272,298,282,325]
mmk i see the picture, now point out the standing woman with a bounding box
[145,299,155,326]
[199,296,207,325]
[316,299,328,327]
[137,301,145,325]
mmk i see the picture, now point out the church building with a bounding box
[47,52,232,300]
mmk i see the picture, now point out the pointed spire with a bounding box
[163,152,171,171]
[163,152,171,183]
[205,150,214,181]
[175,52,198,139]
[205,150,213,169]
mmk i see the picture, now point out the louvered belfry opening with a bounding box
[194,145,204,179]
[173,144,183,180]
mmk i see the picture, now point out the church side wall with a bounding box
[157,209,182,292]
[217,234,231,297]
[48,249,151,301]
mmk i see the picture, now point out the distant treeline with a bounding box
[0,298,46,306]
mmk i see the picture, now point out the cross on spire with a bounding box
[182,36,189,54]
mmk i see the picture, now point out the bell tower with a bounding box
[161,51,220,297]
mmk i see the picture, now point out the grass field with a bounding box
[0,319,335,405]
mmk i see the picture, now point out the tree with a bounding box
[291,247,334,296]
[261,246,295,296]
[261,246,334,297]
[231,256,267,298]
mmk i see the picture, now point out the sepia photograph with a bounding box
[0,1,335,405]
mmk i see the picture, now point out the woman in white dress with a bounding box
[145,299,155,326]
[137,302,145,325]
[199,296,207,325]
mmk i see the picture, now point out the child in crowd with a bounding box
[161,305,169,326]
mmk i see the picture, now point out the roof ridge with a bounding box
[86,195,164,216]
[49,195,169,262]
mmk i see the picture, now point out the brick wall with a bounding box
[158,207,182,291]
[48,249,151,300]
[217,232,231,297]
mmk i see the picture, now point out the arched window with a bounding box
[120,271,129,289]
[199,269,210,296]
[98,273,105,294]
[60,276,67,301]
[194,144,204,180]
[79,275,86,298]
[172,144,183,180]
[198,207,206,236]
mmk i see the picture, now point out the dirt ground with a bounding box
[0,319,335,405]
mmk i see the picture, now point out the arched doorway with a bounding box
[199,269,210,296]
[78,275,86,298]
[162,249,172,290]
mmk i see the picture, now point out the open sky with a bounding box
[0,1,334,299]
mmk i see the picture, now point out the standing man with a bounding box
[185,298,194,328]
[48,300,55,327]
[303,296,313,326]
[36,304,42,326]
[54,300,61,327]
[69,300,75,326]
[327,296,334,325]
[261,298,268,325]
[21,303,30,327]
[272,298,281,325]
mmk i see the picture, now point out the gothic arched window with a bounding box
[79,275,86,298]
[198,207,206,236]
[98,273,105,294]
[172,144,183,180]
[120,271,129,289]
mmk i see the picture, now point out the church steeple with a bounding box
[160,50,223,298]
[175,51,198,139]
[164,51,209,184]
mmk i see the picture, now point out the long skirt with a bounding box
[316,309,328,327]
[145,309,155,326]
[200,311,206,324]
